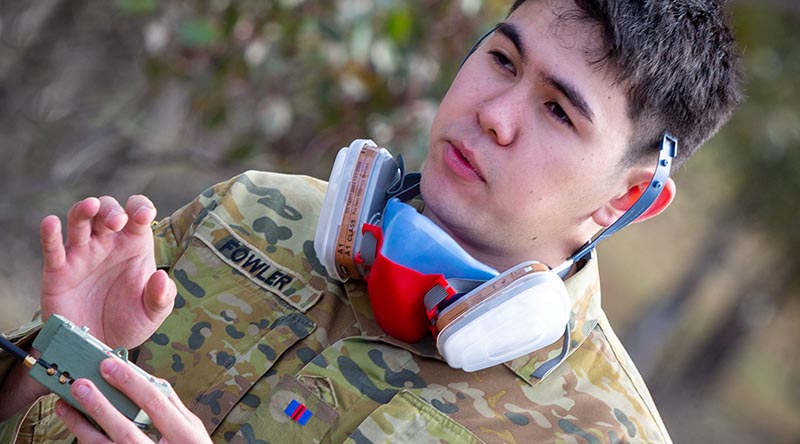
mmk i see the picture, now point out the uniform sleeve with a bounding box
[0,396,72,444]
[0,318,74,444]
[0,318,42,389]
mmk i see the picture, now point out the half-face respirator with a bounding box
[315,135,676,372]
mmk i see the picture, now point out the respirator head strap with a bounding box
[530,324,571,380]
[386,171,422,203]
[378,152,421,205]
[558,132,678,278]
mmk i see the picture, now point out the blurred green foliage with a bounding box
[114,0,158,16]
[109,0,510,176]
[717,4,800,292]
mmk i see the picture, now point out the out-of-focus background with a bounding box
[0,0,797,442]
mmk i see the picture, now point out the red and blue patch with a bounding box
[284,400,312,426]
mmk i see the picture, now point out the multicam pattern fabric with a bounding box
[0,171,673,443]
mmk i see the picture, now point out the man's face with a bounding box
[421,0,635,270]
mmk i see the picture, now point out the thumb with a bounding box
[143,270,176,325]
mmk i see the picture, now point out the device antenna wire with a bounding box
[0,334,52,370]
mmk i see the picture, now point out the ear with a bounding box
[592,177,677,227]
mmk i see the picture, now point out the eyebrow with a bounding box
[495,22,596,124]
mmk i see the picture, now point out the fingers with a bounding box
[99,358,169,421]
[41,215,66,272]
[99,358,209,443]
[143,270,177,324]
[60,195,155,249]
[124,195,157,235]
[65,197,101,248]
[57,381,149,444]
[55,400,115,444]
[60,358,209,444]
[64,196,130,245]
[94,196,129,236]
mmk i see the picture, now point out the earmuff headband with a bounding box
[556,132,678,277]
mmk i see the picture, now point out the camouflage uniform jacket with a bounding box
[1,171,672,444]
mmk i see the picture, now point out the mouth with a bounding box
[447,141,485,182]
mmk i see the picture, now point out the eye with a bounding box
[546,101,574,128]
[489,50,516,75]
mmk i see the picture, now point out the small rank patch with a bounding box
[284,399,312,426]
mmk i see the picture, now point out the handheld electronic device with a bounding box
[0,314,171,428]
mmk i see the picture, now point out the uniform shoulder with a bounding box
[592,314,673,443]
[233,170,328,201]
[185,170,339,310]
[220,170,329,225]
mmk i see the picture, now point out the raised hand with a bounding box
[39,195,176,350]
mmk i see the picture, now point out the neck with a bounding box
[419,205,599,275]
[421,206,558,272]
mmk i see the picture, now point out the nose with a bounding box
[477,90,519,147]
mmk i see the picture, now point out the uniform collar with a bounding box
[503,252,602,385]
[343,252,603,385]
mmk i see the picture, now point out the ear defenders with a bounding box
[315,135,677,372]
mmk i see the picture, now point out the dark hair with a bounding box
[509,0,743,171]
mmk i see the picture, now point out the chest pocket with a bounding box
[136,212,320,433]
[343,390,483,444]
[292,339,485,444]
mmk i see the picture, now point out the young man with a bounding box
[0,0,741,443]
